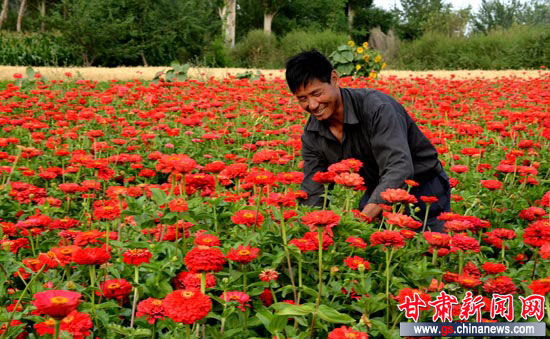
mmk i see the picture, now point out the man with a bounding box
[286,50,450,232]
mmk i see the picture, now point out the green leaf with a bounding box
[337,64,354,76]
[316,305,354,324]
[342,50,354,62]
[273,302,315,316]
[150,188,167,205]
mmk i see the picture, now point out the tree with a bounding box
[16,0,26,31]
[518,0,550,26]
[219,0,236,47]
[261,0,286,34]
[0,0,9,29]
[346,0,373,33]
[423,6,471,37]
[396,0,445,40]
[472,0,525,33]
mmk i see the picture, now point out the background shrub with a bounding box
[230,30,281,68]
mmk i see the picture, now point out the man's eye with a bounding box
[298,97,307,102]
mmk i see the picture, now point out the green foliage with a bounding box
[395,24,550,69]
[230,29,280,68]
[350,6,397,42]
[279,30,349,62]
[0,31,81,66]
[395,0,446,40]
[329,41,386,78]
[472,0,526,34]
[153,63,191,83]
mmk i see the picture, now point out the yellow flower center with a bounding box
[108,283,121,289]
[243,213,253,218]
[181,291,194,299]
[238,250,250,256]
[50,296,68,305]
[152,299,162,306]
[44,318,56,326]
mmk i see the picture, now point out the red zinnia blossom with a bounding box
[328,326,368,339]
[163,290,211,324]
[312,171,336,184]
[194,233,221,247]
[99,278,132,301]
[451,234,480,252]
[226,245,260,264]
[182,272,216,290]
[301,210,340,237]
[168,198,188,212]
[380,188,417,204]
[481,262,507,274]
[245,168,276,186]
[259,288,274,307]
[155,154,197,174]
[400,229,417,239]
[334,172,364,189]
[370,230,405,248]
[538,191,550,207]
[384,212,422,229]
[345,236,367,249]
[395,288,431,311]
[221,291,251,311]
[32,290,81,319]
[528,277,550,295]
[259,269,279,282]
[122,249,152,266]
[518,206,547,221]
[92,200,121,220]
[424,232,451,248]
[137,298,165,324]
[72,246,111,265]
[483,276,517,295]
[289,237,317,252]
[464,261,481,277]
[304,231,333,249]
[450,165,469,173]
[404,179,419,187]
[344,256,370,271]
[231,210,264,227]
[523,220,550,247]
[184,246,226,272]
[457,275,482,288]
[480,180,503,190]
[60,310,93,339]
[420,196,438,204]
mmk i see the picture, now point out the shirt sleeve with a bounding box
[299,134,328,207]
[366,103,414,204]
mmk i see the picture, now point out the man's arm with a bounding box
[299,135,328,207]
[366,102,414,205]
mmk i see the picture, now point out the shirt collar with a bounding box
[305,87,359,133]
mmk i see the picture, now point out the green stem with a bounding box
[309,228,324,339]
[432,248,438,266]
[201,271,206,294]
[422,204,431,232]
[297,258,303,304]
[53,319,61,339]
[322,184,328,210]
[458,251,464,275]
[385,248,391,327]
[89,265,97,316]
[242,265,247,293]
[280,213,297,302]
[130,266,139,328]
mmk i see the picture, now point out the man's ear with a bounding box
[330,70,340,87]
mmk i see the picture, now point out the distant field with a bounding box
[0,65,547,81]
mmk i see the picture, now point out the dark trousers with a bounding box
[359,169,451,233]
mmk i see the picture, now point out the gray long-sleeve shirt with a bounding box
[300,87,441,207]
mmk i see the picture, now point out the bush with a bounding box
[0,31,81,66]
[395,24,550,70]
[279,30,349,64]
[230,30,281,68]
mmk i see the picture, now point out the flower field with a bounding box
[0,71,549,338]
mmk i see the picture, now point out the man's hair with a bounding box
[285,50,333,93]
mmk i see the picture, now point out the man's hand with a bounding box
[361,203,383,221]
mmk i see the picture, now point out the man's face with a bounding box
[294,71,340,121]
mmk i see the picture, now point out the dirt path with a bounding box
[0,65,547,81]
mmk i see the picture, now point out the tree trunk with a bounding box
[17,0,27,32]
[347,3,355,33]
[264,12,274,34]
[40,0,45,31]
[0,0,9,29]
[218,0,236,48]
[141,51,148,66]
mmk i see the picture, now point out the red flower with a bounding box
[312,171,336,184]
[137,298,165,324]
[122,249,153,266]
[370,230,405,248]
[395,288,431,311]
[301,210,340,236]
[194,234,221,247]
[32,290,81,319]
[304,231,334,249]
[289,237,317,252]
[168,198,188,212]
[259,288,274,307]
[184,246,226,272]
[380,188,417,204]
[480,180,503,190]
[328,326,368,339]
[345,236,367,249]
[344,256,370,271]
[163,290,211,324]
[334,172,364,189]
[155,154,197,174]
[226,245,260,264]
[60,310,93,339]
[231,210,264,227]
[384,212,422,229]
[72,246,111,265]
[259,269,279,282]
[483,276,517,295]
[528,277,550,295]
[99,278,132,301]
[423,232,451,248]
[450,165,468,173]
[420,196,438,204]
[457,275,482,288]
[221,291,251,311]
[451,234,480,252]
[523,220,550,247]
[481,262,507,274]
